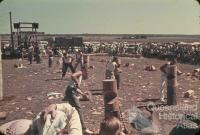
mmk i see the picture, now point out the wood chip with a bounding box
[26,97,32,101]
[92,111,102,115]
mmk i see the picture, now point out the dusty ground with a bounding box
[0,55,200,134]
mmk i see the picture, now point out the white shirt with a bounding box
[63,56,73,63]
[106,61,117,72]
[31,103,82,135]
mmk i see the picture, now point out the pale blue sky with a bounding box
[0,0,200,34]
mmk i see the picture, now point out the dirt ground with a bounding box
[0,55,199,134]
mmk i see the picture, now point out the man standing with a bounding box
[57,49,63,69]
[105,59,116,79]
[160,59,177,103]
[160,62,169,103]
[28,45,34,65]
[105,56,122,90]
[34,44,41,64]
[63,71,93,134]
[113,56,122,90]
[74,50,83,70]
[62,52,75,79]
[48,48,54,68]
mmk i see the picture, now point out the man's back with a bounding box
[31,103,82,135]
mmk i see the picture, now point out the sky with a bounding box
[0,0,200,34]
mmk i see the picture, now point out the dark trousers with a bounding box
[74,59,83,70]
[115,74,120,89]
[48,57,53,68]
[28,55,32,64]
[36,54,40,64]
[62,63,75,77]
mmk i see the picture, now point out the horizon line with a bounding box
[1,33,200,36]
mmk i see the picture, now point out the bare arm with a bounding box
[75,88,85,96]
[40,104,57,123]
[71,71,82,86]
[70,56,74,61]
[160,64,168,74]
[117,59,121,67]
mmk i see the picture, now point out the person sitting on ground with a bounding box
[30,102,82,135]
[100,116,124,135]
[63,71,94,134]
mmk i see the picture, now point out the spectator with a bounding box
[61,52,75,79]
[31,103,82,135]
[100,116,124,135]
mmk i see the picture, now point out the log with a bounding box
[102,79,120,119]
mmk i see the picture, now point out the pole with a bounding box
[167,65,177,105]
[9,12,14,51]
[0,36,3,100]
[35,28,37,43]
[82,54,89,80]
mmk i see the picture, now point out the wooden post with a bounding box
[167,65,177,105]
[9,12,14,52]
[0,36,3,100]
[102,79,120,119]
[82,54,89,80]
[83,54,89,67]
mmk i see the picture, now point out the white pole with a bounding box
[0,36,3,100]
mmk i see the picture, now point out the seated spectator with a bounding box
[100,116,124,135]
[0,103,82,135]
[31,103,82,135]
